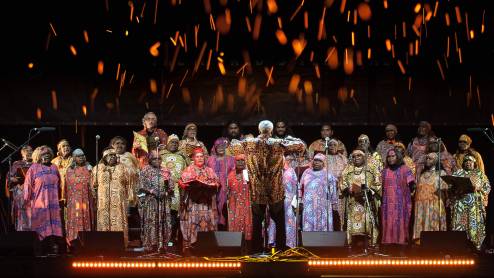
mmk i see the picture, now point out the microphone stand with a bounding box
[437,138,443,232]
[294,153,302,247]
[324,139,331,231]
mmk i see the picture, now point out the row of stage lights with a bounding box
[72,259,475,269]
[72,261,242,269]
[308,259,476,267]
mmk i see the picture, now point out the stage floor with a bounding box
[1,250,492,278]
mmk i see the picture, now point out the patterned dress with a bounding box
[268,166,300,248]
[326,153,348,229]
[451,169,491,250]
[206,155,235,226]
[380,165,414,245]
[23,163,63,240]
[301,168,338,232]
[6,160,32,231]
[52,156,73,201]
[160,150,188,211]
[65,165,93,243]
[179,164,219,249]
[308,138,347,158]
[93,163,132,245]
[341,164,382,245]
[138,165,172,251]
[453,150,485,173]
[117,152,140,206]
[227,170,253,240]
[132,128,168,168]
[412,169,448,242]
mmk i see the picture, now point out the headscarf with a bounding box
[102,148,116,158]
[313,153,326,161]
[192,147,204,157]
[72,148,84,156]
[182,123,198,139]
[459,134,472,146]
[167,134,180,144]
[358,134,370,142]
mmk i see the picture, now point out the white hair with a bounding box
[258,120,274,133]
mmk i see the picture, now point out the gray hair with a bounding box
[258,120,274,133]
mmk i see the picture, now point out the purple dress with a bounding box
[301,168,338,231]
[268,166,299,248]
[380,164,414,245]
[206,155,235,226]
[23,163,63,240]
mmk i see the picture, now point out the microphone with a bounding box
[324,137,330,149]
[33,127,56,132]
[1,138,17,149]
[95,135,101,140]
[467,127,488,132]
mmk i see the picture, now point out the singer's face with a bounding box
[150,157,162,168]
[186,126,197,138]
[328,141,338,154]
[167,140,179,152]
[320,125,333,139]
[111,139,126,154]
[105,154,117,166]
[235,159,245,170]
[144,114,157,130]
[312,159,324,171]
[40,151,52,165]
[227,123,240,138]
[59,142,71,157]
[458,140,469,151]
[418,125,429,136]
[386,152,397,166]
[464,160,475,171]
[352,153,365,166]
[21,146,33,161]
[215,144,226,156]
[385,126,397,140]
[425,155,435,168]
[275,122,286,137]
[358,138,370,150]
[193,152,205,166]
[74,155,86,166]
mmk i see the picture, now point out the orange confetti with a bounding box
[290,0,305,21]
[357,2,371,21]
[304,80,313,95]
[149,79,158,94]
[482,10,485,33]
[433,1,439,17]
[445,13,451,26]
[339,0,346,14]
[383,0,388,9]
[216,14,231,35]
[238,77,247,96]
[69,45,77,56]
[182,88,191,104]
[314,64,321,78]
[36,108,42,120]
[367,48,372,60]
[116,63,121,80]
[317,8,326,41]
[209,14,216,31]
[458,47,463,64]
[252,15,262,40]
[491,114,494,127]
[245,17,252,33]
[179,69,189,87]
[356,50,363,66]
[194,42,207,73]
[288,74,301,94]
[385,39,392,52]
[83,30,89,43]
[343,48,354,75]
[436,60,445,80]
[337,87,349,103]
[470,30,475,39]
[129,1,134,21]
[49,22,57,36]
[292,37,307,58]
[455,6,462,24]
[264,66,274,87]
[82,105,87,117]
[397,60,406,74]
[218,62,226,75]
[351,32,355,46]
[206,49,213,70]
[27,63,34,69]
[97,61,104,75]
[275,30,288,45]
[414,3,421,14]
[392,96,397,105]
[304,11,309,29]
[51,90,58,111]
[326,47,338,69]
[267,0,278,15]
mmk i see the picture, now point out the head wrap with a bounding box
[192,147,204,157]
[72,148,84,156]
[258,120,274,133]
[167,134,179,144]
[235,154,246,161]
[183,123,198,139]
[213,138,228,149]
[313,153,326,161]
[463,155,477,163]
[102,148,116,158]
[358,134,369,141]
[459,134,472,145]
[328,138,339,145]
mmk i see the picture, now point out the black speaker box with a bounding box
[0,231,40,256]
[74,231,125,257]
[420,231,474,256]
[301,231,348,256]
[193,231,244,257]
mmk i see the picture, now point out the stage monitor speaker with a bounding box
[0,231,40,256]
[74,231,125,257]
[420,231,473,256]
[193,231,243,257]
[301,231,347,256]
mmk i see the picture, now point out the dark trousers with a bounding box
[251,200,285,253]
